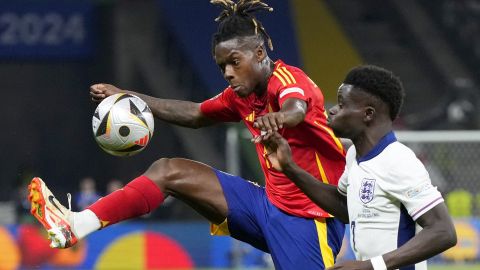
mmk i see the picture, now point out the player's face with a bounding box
[328,84,368,139]
[214,38,266,97]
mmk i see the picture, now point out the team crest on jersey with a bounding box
[359,178,376,204]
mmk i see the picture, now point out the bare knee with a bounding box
[144,158,186,192]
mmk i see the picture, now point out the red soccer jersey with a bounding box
[200,60,346,218]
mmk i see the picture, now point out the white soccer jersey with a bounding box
[337,132,444,270]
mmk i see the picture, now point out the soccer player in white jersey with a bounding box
[263,65,457,270]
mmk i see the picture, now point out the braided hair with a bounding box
[211,0,274,54]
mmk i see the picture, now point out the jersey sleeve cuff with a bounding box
[337,187,347,196]
[411,196,444,221]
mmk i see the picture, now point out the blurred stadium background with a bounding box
[0,0,479,269]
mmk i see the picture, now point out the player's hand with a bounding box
[327,260,373,270]
[262,132,293,172]
[252,112,285,143]
[90,83,122,103]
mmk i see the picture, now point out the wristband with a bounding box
[370,255,387,270]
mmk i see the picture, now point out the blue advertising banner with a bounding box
[0,1,94,59]
[0,219,478,269]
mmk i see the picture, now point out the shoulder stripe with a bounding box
[273,71,287,86]
[279,87,305,99]
[277,68,293,84]
[281,67,297,84]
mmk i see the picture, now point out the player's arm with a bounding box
[379,203,456,269]
[253,98,306,142]
[90,83,216,128]
[330,203,457,270]
[264,132,349,223]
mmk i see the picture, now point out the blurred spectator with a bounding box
[75,177,101,211]
[106,178,124,194]
[14,167,38,224]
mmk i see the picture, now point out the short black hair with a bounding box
[344,65,405,120]
[211,0,273,54]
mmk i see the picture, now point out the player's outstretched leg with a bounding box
[28,158,228,249]
[28,174,164,249]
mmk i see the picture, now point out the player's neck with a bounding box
[354,124,393,157]
[253,58,274,96]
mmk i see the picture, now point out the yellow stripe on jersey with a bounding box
[245,111,255,122]
[277,68,293,85]
[273,71,287,86]
[100,220,110,228]
[210,219,230,236]
[281,67,297,84]
[315,152,329,184]
[263,146,271,168]
[315,152,334,218]
[268,103,273,113]
[314,121,344,152]
[315,218,335,268]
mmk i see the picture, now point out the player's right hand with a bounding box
[252,112,286,143]
[90,83,122,103]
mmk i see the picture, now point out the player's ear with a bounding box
[256,44,266,62]
[364,106,376,122]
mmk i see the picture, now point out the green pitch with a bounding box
[430,264,480,270]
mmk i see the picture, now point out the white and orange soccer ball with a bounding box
[92,93,154,156]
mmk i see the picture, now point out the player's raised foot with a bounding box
[28,177,78,248]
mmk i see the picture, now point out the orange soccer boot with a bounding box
[28,177,78,248]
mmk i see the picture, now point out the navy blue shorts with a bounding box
[213,169,345,270]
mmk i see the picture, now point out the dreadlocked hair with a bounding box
[211,0,274,54]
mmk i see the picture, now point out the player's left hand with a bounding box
[252,112,285,143]
[262,132,293,172]
[327,260,373,270]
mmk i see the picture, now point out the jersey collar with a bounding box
[357,131,397,163]
[273,59,285,70]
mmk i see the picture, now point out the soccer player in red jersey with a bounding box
[28,1,346,269]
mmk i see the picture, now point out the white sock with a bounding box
[71,209,101,239]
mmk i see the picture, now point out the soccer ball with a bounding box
[92,93,154,156]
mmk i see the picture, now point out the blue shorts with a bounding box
[213,169,345,270]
